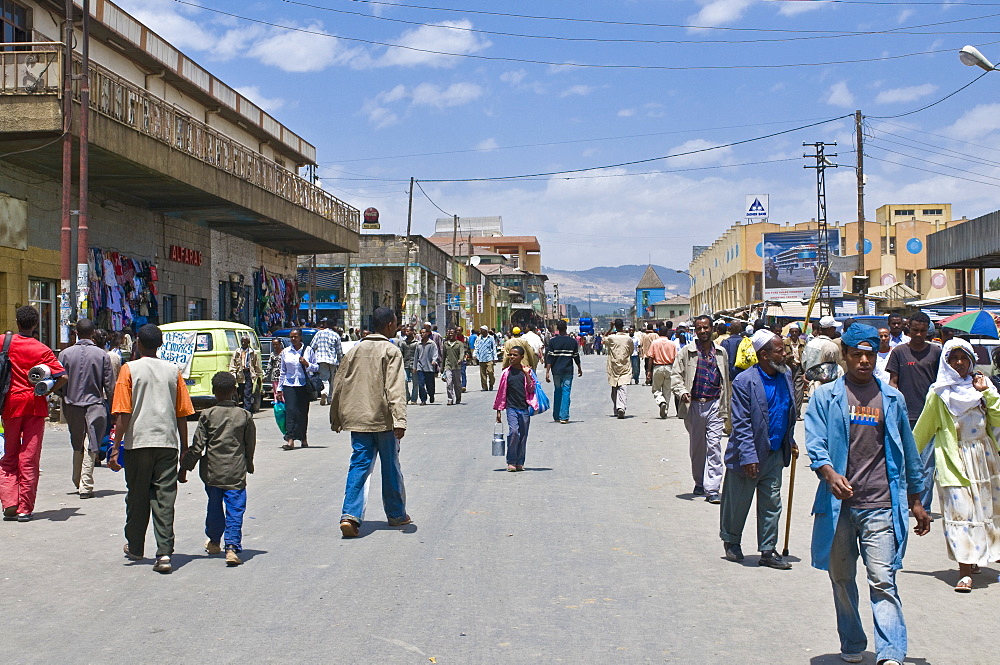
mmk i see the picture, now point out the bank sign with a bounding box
[745,194,768,220]
[158,331,197,378]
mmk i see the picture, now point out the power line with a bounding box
[870,132,1000,169]
[177,2,1000,71]
[867,71,990,119]
[875,120,1000,156]
[284,0,1000,45]
[865,143,1000,183]
[865,153,1000,188]
[318,117,840,165]
[414,180,452,216]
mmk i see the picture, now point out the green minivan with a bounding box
[159,321,262,412]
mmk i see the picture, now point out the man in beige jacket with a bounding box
[604,319,635,419]
[330,306,409,538]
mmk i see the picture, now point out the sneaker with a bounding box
[79,491,94,499]
[559,419,569,424]
[447,399,454,405]
[723,542,744,562]
[16,513,31,522]
[840,653,863,663]
[388,515,412,526]
[758,550,792,570]
[616,409,625,419]
[693,485,706,496]
[123,543,143,561]
[3,506,17,521]
[340,519,359,538]
[152,556,172,574]
[659,403,667,419]
[880,661,902,665]
[705,493,721,504]
[225,547,243,566]
[205,540,223,555]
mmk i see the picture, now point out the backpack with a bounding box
[0,332,13,412]
[734,335,758,370]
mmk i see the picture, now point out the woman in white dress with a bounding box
[913,338,1000,592]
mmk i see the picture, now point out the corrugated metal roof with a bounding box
[927,210,1000,268]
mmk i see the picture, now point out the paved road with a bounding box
[1,355,992,664]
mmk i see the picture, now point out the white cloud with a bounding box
[500,70,527,85]
[777,1,824,16]
[411,82,484,108]
[476,138,499,151]
[618,108,636,117]
[233,86,285,113]
[248,23,357,73]
[943,103,1000,141]
[875,83,938,105]
[666,139,734,168]
[825,81,856,108]
[560,85,596,97]
[688,0,756,28]
[374,21,491,68]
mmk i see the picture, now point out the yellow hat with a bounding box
[512,327,521,335]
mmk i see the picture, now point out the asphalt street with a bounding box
[1,354,993,664]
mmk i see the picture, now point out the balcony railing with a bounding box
[0,44,61,95]
[0,44,358,234]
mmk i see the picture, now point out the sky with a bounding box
[115,0,1000,272]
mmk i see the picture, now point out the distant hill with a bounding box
[542,264,689,315]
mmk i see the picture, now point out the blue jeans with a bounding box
[828,507,907,664]
[341,431,407,525]
[205,486,247,552]
[916,427,935,513]
[551,371,573,421]
[506,408,530,466]
[630,356,640,383]
[460,361,467,388]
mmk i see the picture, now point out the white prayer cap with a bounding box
[787,322,800,330]
[818,315,838,328]
[751,329,779,352]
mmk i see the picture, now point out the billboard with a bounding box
[762,229,842,301]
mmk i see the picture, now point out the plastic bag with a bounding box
[735,336,758,370]
[529,369,550,416]
[273,401,287,435]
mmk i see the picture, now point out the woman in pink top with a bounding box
[494,346,539,472]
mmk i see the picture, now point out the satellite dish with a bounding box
[469,256,481,266]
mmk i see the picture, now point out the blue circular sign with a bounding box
[855,239,872,254]
[755,242,763,257]
[906,238,923,254]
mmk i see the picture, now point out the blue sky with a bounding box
[118,0,1000,271]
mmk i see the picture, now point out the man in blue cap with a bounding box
[805,323,929,665]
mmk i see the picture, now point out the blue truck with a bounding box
[579,317,594,335]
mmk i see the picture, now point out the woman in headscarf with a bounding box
[913,338,1000,592]
[275,329,318,450]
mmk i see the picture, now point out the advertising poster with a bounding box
[762,229,842,301]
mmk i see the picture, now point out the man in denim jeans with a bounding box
[805,323,929,665]
[544,320,582,424]
[330,307,410,538]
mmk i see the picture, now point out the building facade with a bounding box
[688,203,970,316]
[0,0,358,343]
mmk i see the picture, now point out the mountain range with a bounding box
[542,264,689,315]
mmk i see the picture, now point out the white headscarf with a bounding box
[931,338,982,417]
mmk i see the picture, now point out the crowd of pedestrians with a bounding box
[4,302,999,665]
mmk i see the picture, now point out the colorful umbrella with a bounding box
[938,310,1000,339]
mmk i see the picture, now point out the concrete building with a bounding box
[433,216,503,238]
[0,0,358,344]
[688,203,971,316]
[651,295,690,322]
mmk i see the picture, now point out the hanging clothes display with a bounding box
[88,248,159,331]
[253,267,299,333]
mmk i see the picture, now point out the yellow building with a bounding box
[689,203,971,315]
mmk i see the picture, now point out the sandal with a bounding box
[954,575,973,593]
[282,443,295,450]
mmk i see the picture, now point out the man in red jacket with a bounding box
[1,306,67,521]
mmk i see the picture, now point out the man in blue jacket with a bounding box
[720,329,797,569]
[805,323,929,665]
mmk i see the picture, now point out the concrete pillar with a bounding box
[346,266,362,329]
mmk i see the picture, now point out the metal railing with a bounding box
[0,44,61,95]
[0,44,358,234]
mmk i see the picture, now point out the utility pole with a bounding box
[77,0,91,322]
[855,110,867,315]
[60,0,74,345]
[402,177,414,319]
[804,141,838,316]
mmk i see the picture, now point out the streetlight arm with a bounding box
[960,45,997,72]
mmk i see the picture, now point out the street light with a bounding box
[959,45,997,72]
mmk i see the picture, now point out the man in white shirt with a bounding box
[521,324,545,364]
[887,313,909,348]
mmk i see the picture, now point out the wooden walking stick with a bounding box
[782,448,800,557]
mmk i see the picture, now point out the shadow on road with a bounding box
[31,507,82,522]
[492,467,553,472]
[901,566,999,590]
[356,522,418,538]
[809,655,931,665]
